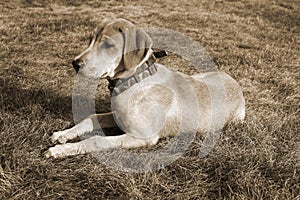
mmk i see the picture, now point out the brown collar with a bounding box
[108,50,167,96]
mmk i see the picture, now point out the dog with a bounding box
[46,18,245,158]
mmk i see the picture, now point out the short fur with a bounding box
[46,19,245,158]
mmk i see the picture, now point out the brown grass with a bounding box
[1,0,299,199]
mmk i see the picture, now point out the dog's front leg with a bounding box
[46,134,159,158]
[51,112,117,144]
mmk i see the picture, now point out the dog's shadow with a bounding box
[1,67,123,136]
[0,66,71,116]
[1,84,72,117]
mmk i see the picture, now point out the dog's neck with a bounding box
[107,50,167,96]
[108,52,157,96]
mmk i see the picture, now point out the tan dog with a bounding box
[46,19,245,158]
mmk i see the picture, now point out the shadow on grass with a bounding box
[0,66,123,138]
[1,83,72,117]
[0,65,111,118]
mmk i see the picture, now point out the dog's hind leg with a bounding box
[51,112,117,144]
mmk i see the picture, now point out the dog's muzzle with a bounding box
[72,59,85,72]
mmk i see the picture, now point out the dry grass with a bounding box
[1,0,299,199]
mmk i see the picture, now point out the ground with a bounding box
[0,0,299,199]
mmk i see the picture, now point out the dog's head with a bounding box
[72,18,152,79]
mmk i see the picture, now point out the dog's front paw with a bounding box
[45,146,61,159]
[51,130,78,144]
[57,135,69,144]
[51,131,65,144]
[45,144,77,159]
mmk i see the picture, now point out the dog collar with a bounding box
[108,50,167,96]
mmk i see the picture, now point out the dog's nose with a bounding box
[72,59,84,72]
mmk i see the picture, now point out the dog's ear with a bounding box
[118,23,152,71]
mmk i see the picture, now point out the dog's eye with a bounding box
[102,39,115,49]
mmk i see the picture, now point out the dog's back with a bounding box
[111,65,245,138]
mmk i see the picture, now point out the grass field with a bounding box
[1,0,299,199]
